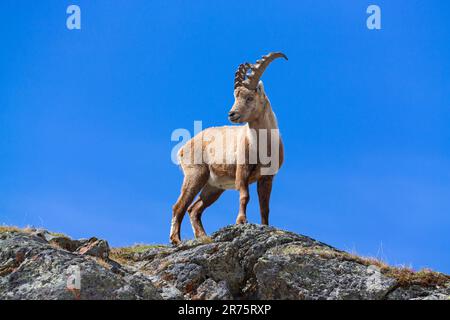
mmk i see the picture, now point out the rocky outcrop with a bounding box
[1,224,449,300]
[0,230,161,300]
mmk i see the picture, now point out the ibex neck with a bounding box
[248,100,279,130]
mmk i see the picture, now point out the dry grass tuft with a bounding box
[110,244,166,264]
[280,245,450,288]
[48,232,70,238]
[337,252,449,288]
[384,268,450,288]
[0,226,34,234]
[0,225,69,239]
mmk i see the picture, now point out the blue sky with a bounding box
[1,1,449,273]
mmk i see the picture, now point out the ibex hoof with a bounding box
[235,215,248,225]
[170,236,182,246]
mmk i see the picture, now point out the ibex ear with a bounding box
[256,81,265,97]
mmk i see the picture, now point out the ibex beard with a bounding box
[170,52,287,245]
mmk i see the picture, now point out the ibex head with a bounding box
[229,52,288,124]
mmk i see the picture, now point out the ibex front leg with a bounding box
[235,165,251,224]
[257,175,273,225]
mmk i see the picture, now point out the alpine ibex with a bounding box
[170,52,287,245]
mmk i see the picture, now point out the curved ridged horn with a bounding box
[241,52,288,90]
[234,63,251,89]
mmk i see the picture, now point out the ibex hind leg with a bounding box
[188,185,224,239]
[257,175,274,225]
[170,167,209,245]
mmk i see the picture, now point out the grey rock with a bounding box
[49,237,83,252]
[31,229,54,242]
[31,230,98,254]
[411,293,449,300]
[0,232,161,300]
[387,285,450,300]
[76,238,110,259]
[253,243,397,299]
[193,279,233,300]
[159,284,185,300]
[1,224,448,300]
[126,224,449,300]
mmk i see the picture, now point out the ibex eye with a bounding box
[246,97,254,103]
